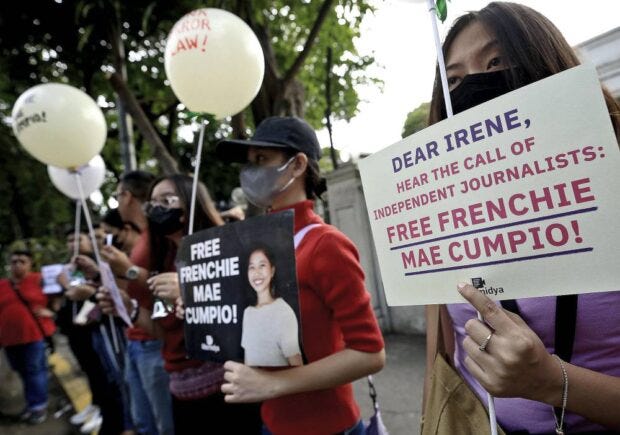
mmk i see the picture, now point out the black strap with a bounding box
[9,280,54,352]
[554,294,578,362]
[502,294,579,426]
[500,295,578,362]
[500,299,521,316]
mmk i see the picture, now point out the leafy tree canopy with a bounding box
[0,0,379,266]
[402,101,430,138]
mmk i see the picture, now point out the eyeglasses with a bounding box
[144,195,180,211]
[111,190,128,200]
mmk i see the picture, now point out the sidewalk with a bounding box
[0,335,87,435]
[354,334,425,434]
[0,333,425,435]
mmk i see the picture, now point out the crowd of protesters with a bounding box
[2,2,620,435]
[0,117,386,435]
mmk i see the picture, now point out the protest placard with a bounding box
[41,264,64,294]
[358,65,620,305]
[100,261,132,326]
[177,211,303,365]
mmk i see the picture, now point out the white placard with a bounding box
[358,65,620,305]
[100,261,132,326]
[41,264,64,294]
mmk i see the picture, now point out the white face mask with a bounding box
[239,156,296,208]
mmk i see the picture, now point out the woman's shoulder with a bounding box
[302,223,357,253]
[273,297,294,311]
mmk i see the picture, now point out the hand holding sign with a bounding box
[147,272,181,303]
[457,283,561,404]
[222,361,279,403]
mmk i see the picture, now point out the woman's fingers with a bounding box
[148,273,180,300]
[464,318,495,346]
[463,354,493,390]
[174,296,185,320]
[457,283,513,332]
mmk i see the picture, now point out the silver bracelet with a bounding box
[552,354,568,435]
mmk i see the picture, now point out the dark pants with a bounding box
[262,419,365,435]
[172,392,262,435]
[65,324,127,435]
[5,340,49,411]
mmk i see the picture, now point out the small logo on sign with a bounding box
[201,335,220,353]
[471,277,486,289]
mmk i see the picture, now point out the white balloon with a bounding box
[164,8,265,118]
[12,83,107,169]
[48,155,106,200]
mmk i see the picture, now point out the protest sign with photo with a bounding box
[358,65,620,306]
[176,210,303,365]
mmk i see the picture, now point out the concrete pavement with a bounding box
[354,334,425,435]
[0,333,425,435]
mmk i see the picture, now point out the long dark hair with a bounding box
[245,245,277,306]
[147,174,224,272]
[282,148,327,200]
[428,2,620,141]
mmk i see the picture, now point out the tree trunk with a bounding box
[248,0,332,125]
[108,72,179,175]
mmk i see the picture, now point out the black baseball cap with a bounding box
[216,116,321,163]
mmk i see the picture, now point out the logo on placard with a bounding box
[200,335,221,353]
[471,277,486,288]
[471,277,505,296]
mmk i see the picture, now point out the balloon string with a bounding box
[73,201,81,259]
[189,119,207,236]
[74,173,102,265]
[425,2,495,434]
[426,0,453,118]
[477,310,498,435]
[73,172,120,354]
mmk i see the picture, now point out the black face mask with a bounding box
[147,206,184,235]
[111,235,124,251]
[446,69,523,117]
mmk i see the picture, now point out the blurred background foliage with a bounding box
[0,0,380,275]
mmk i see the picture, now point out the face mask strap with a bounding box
[276,155,299,193]
[277,156,297,172]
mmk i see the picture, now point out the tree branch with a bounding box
[149,99,179,122]
[231,112,247,139]
[282,0,334,86]
[108,72,179,175]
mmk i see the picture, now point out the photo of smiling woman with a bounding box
[241,245,303,367]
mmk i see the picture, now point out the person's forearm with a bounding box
[561,363,620,430]
[532,356,620,430]
[270,348,385,398]
[131,267,149,288]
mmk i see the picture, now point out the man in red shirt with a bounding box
[0,250,55,425]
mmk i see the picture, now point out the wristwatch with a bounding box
[125,265,140,281]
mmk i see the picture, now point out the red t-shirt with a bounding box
[126,232,156,341]
[261,200,385,435]
[0,273,56,347]
[130,234,203,373]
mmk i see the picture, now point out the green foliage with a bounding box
[402,101,430,138]
[1,237,69,279]
[319,145,341,173]
[0,0,378,259]
[249,0,377,128]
